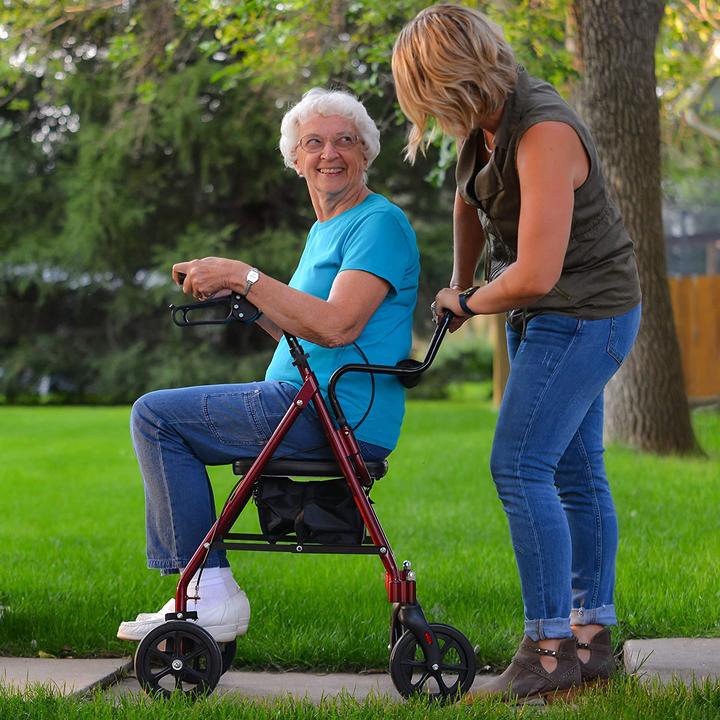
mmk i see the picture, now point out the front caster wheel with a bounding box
[134,621,223,699]
[389,623,476,701]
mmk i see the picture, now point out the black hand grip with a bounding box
[170,293,261,326]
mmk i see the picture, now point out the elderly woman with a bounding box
[392,5,641,702]
[117,88,420,643]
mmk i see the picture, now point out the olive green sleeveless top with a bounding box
[456,66,641,325]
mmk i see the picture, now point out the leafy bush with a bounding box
[410,334,493,400]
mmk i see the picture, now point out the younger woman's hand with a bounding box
[433,287,470,332]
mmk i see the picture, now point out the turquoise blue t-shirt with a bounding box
[265,193,420,450]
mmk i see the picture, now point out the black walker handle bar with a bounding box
[327,311,454,425]
[170,293,261,326]
[169,271,261,326]
[169,282,454,425]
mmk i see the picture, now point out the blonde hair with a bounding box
[392,4,517,163]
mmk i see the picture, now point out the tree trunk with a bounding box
[571,0,700,454]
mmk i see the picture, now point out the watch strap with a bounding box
[457,285,480,316]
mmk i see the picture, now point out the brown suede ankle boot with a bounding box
[576,627,615,683]
[467,636,581,703]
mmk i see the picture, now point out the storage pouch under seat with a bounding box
[254,476,365,545]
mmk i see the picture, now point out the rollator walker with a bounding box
[131,291,476,700]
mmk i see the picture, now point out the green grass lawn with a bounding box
[0,402,718,673]
[2,678,720,719]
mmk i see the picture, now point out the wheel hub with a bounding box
[135,620,223,699]
[389,623,476,701]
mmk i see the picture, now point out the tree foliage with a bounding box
[0,1,715,404]
[658,0,720,203]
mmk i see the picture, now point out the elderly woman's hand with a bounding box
[172,257,241,300]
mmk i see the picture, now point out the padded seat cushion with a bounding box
[232,458,388,479]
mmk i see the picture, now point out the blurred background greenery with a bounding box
[0,1,716,404]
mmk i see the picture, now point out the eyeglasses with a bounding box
[296,133,360,153]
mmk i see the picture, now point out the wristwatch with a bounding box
[242,267,260,297]
[457,285,480,316]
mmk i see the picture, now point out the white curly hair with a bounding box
[279,87,381,170]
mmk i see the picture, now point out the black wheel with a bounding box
[134,621,223,699]
[389,623,476,701]
[219,639,236,674]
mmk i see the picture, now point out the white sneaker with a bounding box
[134,597,175,622]
[117,590,250,642]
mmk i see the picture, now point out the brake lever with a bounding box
[170,295,238,327]
[169,268,262,326]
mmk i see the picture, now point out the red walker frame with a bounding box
[133,294,475,700]
[175,338,418,609]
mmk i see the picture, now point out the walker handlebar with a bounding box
[327,311,453,425]
[170,293,261,327]
[171,287,454,428]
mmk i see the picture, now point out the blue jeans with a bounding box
[130,380,389,574]
[490,305,641,640]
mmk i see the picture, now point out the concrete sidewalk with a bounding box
[0,657,131,697]
[2,638,719,701]
[624,638,720,685]
[108,669,401,702]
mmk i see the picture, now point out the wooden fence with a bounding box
[669,275,720,401]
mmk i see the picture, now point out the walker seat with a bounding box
[233,458,388,479]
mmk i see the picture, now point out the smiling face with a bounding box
[293,114,369,221]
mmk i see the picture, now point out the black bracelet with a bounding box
[457,286,480,316]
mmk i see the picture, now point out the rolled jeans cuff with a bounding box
[148,554,230,576]
[524,616,574,641]
[570,604,617,627]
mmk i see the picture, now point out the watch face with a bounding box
[247,269,259,283]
